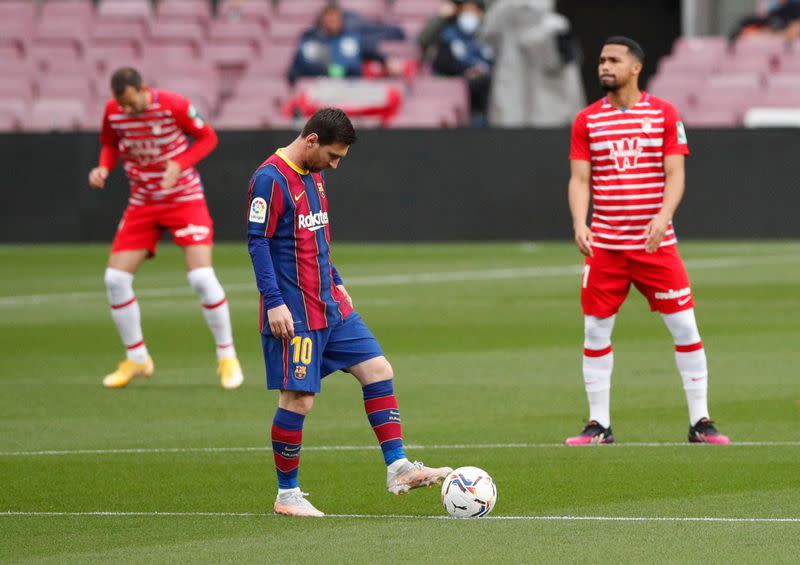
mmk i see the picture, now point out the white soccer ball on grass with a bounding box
[440,466,497,518]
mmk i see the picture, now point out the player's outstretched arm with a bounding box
[568,159,593,257]
[645,154,685,253]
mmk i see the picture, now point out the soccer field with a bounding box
[1,241,799,563]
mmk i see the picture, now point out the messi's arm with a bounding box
[645,154,685,253]
[163,94,219,189]
[247,169,295,339]
[89,107,119,190]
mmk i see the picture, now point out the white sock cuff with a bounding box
[104,268,135,306]
[187,267,225,305]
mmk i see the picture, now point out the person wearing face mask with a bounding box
[432,0,494,124]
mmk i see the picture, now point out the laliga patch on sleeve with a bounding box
[249,197,267,223]
[677,121,687,144]
[188,104,205,128]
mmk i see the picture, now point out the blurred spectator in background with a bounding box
[481,0,584,127]
[289,5,402,83]
[731,0,800,39]
[432,0,494,125]
[418,1,461,59]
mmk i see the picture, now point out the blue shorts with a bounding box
[260,312,384,393]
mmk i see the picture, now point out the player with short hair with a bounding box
[89,67,243,390]
[566,37,730,445]
[247,108,451,517]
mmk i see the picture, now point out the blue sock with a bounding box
[272,407,305,489]
[363,380,406,466]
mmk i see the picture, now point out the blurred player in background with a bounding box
[88,67,243,390]
[247,108,451,517]
[566,37,730,445]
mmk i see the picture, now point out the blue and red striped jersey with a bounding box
[247,149,353,334]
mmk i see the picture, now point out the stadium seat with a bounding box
[0,98,29,129]
[234,76,291,110]
[390,101,458,128]
[734,36,788,56]
[412,77,469,123]
[339,0,388,21]
[0,79,34,100]
[379,40,421,60]
[766,72,800,90]
[718,54,776,74]
[680,107,740,127]
[775,55,800,72]
[29,44,84,71]
[40,0,94,25]
[744,107,800,127]
[708,72,763,90]
[97,0,153,23]
[247,44,297,75]
[0,1,36,24]
[672,36,728,58]
[90,21,145,51]
[267,20,310,45]
[217,0,272,30]
[751,88,800,108]
[86,44,141,75]
[33,20,89,56]
[148,22,206,56]
[390,0,441,18]
[27,98,87,132]
[0,113,20,132]
[141,44,199,65]
[0,43,23,62]
[37,75,96,100]
[276,0,327,22]
[0,23,31,58]
[657,54,721,76]
[156,0,212,27]
[213,98,292,129]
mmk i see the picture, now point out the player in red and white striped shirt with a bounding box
[565,37,730,445]
[88,67,243,390]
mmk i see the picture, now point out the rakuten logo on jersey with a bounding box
[610,137,642,171]
[298,211,329,232]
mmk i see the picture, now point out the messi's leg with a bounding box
[103,205,159,388]
[263,331,325,516]
[179,206,242,389]
[325,313,452,494]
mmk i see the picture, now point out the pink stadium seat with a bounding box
[148,22,206,55]
[708,72,763,90]
[29,44,84,71]
[694,89,758,114]
[0,97,29,125]
[0,113,20,132]
[86,44,141,74]
[40,0,94,25]
[248,44,297,75]
[339,0,387,21]
[752,88,800,108]
[90,21,145,50]
[766,72,800,89]
[268,20,311,44]
[38,75,96,99]
[396,18,427,40]
[33,21,89,53]
[734,36,788,56]
[0,1,36,23]
[276,0,326,22]
[379,40,421,59]
[204,42,258,68]
[96,0,153,24]
[0,24,31,58]
[718,54,775,74]
[390,0,440,18]
[208,20,265,48]
[27,98,87,132]
[0,79,34,100]
[672,36,728,58]
[412,77,469,122]
[0,43,23,61]
[235,76,291,109]
[645,88,693,113]
[680,107,740,127]
[775,55,800,72]
[217,0,272,29]
[141,44,199,65]
[156,0,211,27]
[657,54,720,76]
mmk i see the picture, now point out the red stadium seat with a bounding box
[217,0,272,30]
[156,0,212,27]
[27,98,87,132]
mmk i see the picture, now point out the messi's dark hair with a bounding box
[110,67,143,96]
[603,36,645,63]
[302,108,357,146]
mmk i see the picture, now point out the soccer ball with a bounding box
[440,466,497,518]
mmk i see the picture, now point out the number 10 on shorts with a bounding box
[290,336,313,365]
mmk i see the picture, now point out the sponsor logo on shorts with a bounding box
[174,224,210,242]
[654,287,691,301]
[294,366,307,380]
[249,197,267,223]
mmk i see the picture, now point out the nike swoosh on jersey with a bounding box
[294,192,305,202]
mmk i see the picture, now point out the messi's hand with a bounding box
[337,284,353,308]
[268,304,295,339]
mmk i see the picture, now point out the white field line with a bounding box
[2,441,799,457]
[1,254,798,307]
[1,511,799,524]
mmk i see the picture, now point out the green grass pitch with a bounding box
[1,241,799,563]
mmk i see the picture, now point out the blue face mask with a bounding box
[457,12,481,35]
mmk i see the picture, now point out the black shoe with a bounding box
[565,420,614,445]
[688,418,731,444]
